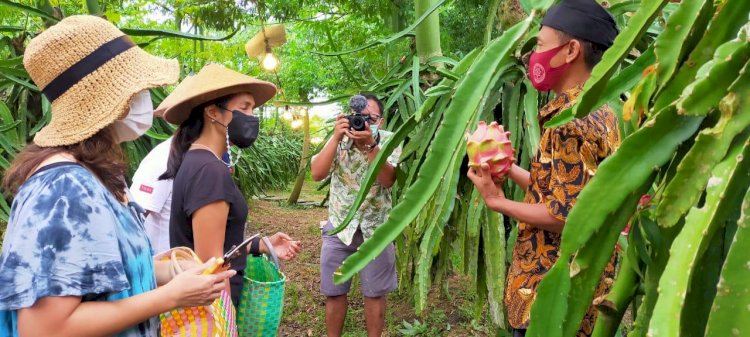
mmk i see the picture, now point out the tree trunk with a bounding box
[414,0,443,62]
[384,0,406,69]
[385,0,407,32]
[287,108,310,205]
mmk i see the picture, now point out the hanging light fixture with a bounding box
[246,24,286,72]
[282,105,294,120]
[291,119,303,130]
[262,44,279,71]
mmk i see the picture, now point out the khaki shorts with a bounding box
[319,222,397,298]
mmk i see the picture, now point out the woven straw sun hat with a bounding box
[156,63,277,125]
[24,15,179,147]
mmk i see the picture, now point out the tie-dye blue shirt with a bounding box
[0,163,158,337]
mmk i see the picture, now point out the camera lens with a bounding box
[348,115,367,131]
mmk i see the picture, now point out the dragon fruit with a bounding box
[466,121,515,180]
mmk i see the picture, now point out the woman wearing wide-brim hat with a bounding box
[0,16,235,337]
[157,63,301,307]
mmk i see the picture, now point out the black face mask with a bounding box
[229,110,259,148]
[216,106,260,148]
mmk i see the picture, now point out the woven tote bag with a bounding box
[157,247,238,337]
[237,237,286,337]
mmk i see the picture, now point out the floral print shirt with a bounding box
[325,130,402,245]
[505,86,620,336]
[0,163,158,337]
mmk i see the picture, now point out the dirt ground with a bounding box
[244,181,494,337]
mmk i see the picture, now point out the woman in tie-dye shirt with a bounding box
[0,15,234,337]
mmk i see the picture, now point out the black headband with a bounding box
[42,35,135,102]
[541,0,618,48]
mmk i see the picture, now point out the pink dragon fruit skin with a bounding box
[466,121,515,180]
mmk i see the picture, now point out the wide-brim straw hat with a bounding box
[156,63,277,125]
[24,15,179,147]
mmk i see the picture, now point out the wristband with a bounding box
[249,236,262,256]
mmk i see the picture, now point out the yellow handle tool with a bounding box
[202,257,225,275]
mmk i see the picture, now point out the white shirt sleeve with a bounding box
[130,175,171,213]
[129,139,172,213]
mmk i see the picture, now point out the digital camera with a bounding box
[346,114,367,131]
[347,95,369,131]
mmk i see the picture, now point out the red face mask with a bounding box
[528,44,570,92]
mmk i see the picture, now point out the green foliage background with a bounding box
[5,2,748,337]
[0,0,499,264]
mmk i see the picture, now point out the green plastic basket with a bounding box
[237,236,286,337]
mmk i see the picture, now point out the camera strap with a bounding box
[340,136,354,151]
[338,131,379,158]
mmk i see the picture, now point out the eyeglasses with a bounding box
[362,114,382,124]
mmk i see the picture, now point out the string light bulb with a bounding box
[291,119,303,129]
[262,52,278,71]
[262,44,278,71]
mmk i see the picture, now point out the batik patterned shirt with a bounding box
[505,86,620,336]
[325,130,402,245]
[0,163,158,337]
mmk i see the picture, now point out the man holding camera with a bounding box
[311,94,401,337]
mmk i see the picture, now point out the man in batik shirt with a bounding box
[467,1,621,336]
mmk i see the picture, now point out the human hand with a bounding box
[349,126,375,147]
[467,163,506,201]
[334,115,352,141]
[262,232,302,261]
[163,258,236,308]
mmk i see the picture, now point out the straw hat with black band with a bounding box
[24,15,179,147]
[156,63,277,125]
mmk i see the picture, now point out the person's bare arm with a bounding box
[19,290,174,337]
[259,232,302,260]
[192,201,229,263]
[468,163,565,233]
[311,137,340,181]
[363,145,396,188]
[485,197,565,233]
[507,164,531,191]
[154,260,172,286]
[191,200,231,290]
[311,116,350,181]
[17,260,235,337]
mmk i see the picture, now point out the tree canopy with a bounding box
[3,0,500,102]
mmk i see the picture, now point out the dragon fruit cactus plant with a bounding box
[466,121,515,180]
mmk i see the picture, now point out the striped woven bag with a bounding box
[157,247,238,337]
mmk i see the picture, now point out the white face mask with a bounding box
[113,90,154,143]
